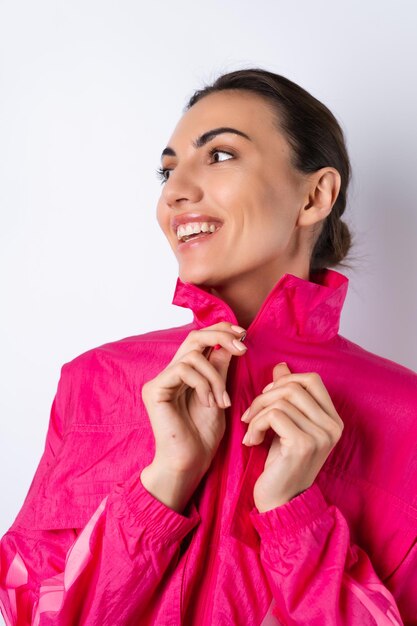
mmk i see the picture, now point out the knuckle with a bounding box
[283,382,298,396]
[188,329,198,340]
[208,321,233,331]
[269,407,284,420]
[176,361,189,375]
[327,419,342,439]
[275,398,289,411]
[318,430,333,449]
[298,434,316,456]
[309,371,322,384]
[287,381,299,390]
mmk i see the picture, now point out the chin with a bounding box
[178,264,221,288]
[178,267,209,285]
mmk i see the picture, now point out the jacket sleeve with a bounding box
[0,368,201,626]
[249,483,409,626]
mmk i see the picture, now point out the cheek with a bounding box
[260,178,300,230]
[239,186,300,257]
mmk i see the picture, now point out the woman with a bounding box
[1,68,416,625]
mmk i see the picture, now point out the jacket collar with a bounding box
[172,268,349,342]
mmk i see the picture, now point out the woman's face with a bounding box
[156,90,313,289]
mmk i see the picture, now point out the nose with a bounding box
[160,163,203,208]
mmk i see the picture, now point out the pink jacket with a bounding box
[1,268,417,625]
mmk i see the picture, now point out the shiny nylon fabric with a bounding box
[1,268,417,625]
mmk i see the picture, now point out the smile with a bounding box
[177,225,222,250]
[177,221,220,241]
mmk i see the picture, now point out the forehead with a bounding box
[167,90,286,150]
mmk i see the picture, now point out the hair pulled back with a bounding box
[185,68,352,272]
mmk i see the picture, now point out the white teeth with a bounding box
[176,221,220,240]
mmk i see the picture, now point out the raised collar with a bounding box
[172,268,349,342]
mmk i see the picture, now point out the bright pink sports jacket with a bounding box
[1,268,417,625]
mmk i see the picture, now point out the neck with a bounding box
[209,259,310,329]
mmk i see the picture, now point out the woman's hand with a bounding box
[241,362,344,513]
[140,321,247,512]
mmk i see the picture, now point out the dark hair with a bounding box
[184,68,352,272]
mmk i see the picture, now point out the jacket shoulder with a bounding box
[62,323,192,374]
[57,323,193,430]
[336,333,417,394]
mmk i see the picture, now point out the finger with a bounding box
[147,361,222,410]
[243,409,312,449]
[242,383,339,434]
[244,399,337,449]
[180,349,231,408]
[171,323,247,363]
[262,373,340,424]
[272,362,292,381]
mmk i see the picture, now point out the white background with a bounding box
[1,0,416,538]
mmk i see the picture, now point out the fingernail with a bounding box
[262,382,274,393]
[231,325,246,334]
[242,432,251,445]
[208,391,216,407]
[241,407,251,422]
[223,390,231,407]
[232,339,247,352]
[213,344,221,350]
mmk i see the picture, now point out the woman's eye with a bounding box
[155,149,234,185]
[155,167,170,184]
[209,148,234,163]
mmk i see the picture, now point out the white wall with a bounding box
[1,0,416,538]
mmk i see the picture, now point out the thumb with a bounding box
[272,361,292,382]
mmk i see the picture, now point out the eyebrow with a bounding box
[160,127,252,161]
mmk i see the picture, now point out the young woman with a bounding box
[1,68,416,626]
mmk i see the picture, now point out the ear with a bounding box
[296,167,341,228]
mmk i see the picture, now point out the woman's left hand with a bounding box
[241,362,344,513]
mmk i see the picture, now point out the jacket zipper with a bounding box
[179,327,241,623]
[198,351,244,625]
[178,277,289,622]
[179,402,232,624]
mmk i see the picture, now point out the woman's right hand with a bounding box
[140,321,247,512]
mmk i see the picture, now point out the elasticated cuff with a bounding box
[249,482,329,540]
[110,469,201,545]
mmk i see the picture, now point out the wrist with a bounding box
[140,462,202,514]
[254,489,307,513]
